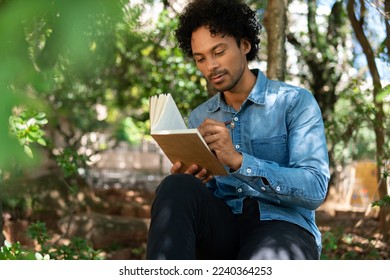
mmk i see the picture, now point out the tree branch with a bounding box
[364,0,389,19]
[347,0,382,92]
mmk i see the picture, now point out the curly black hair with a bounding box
[175,0,261,61]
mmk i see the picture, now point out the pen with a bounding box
[224,120,235,129]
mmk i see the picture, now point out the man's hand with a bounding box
[170,162,213,183]
[169,118,242,182]
[198,118,242,171]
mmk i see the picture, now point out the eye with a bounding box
[215,49,225,56]
[195,57,205,63]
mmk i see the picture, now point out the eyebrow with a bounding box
[192,43,228,57]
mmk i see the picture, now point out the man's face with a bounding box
[191,26,250,93]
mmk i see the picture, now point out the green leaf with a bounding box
[35,112,46,119]
[24,145,33,158]
[35,118,48,125]
[37,138,47,146]
[27,130,42,139]
[376,85,390,102]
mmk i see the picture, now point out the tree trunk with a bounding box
[347,0,389,241]
[0,199,4,246]
[263,0,288,81]
[385,0,390,58]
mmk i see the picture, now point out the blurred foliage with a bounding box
[0,240,35,260]
[326,80,378,163]
[287,0,351,116]
[321,227,383,260]
[325,77,390,175]
[0,0,207,159]
[372,195,390,208]
[0,221,102,260]
[0,0,123,166]
[27,221,103,260]
[55,147,89,178]
[9,111,48,159]
[110,7,207,126]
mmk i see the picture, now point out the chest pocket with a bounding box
[251,135,289,167]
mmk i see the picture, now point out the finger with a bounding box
[198,119,226,136]
[203,133,220,143]
[204,132,229,147]
[195,168,208,179]
[202,118,225,127]
[170,162,182,174]
[201,174,213,184]
[184,164,200,175]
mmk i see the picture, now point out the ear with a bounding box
[240,38,251,55]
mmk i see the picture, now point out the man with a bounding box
[146,0,329,260]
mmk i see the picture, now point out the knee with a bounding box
[156,174,207,200]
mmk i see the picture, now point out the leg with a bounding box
[146,174,239,260]
[237,207,319,260]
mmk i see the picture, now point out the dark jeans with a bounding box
[146,174,319,260]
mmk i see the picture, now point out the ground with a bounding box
[2,185,389,260]
[316,189,389,260]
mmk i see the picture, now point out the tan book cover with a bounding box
[149,94,228,176]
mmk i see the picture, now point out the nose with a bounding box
[207,58,219,71]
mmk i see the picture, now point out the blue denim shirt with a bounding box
[188,69,330,253]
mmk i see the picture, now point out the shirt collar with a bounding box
[207,69,267,113]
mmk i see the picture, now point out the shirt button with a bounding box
[261,187,266,191]
[234,117,239,121]
[237,188,243,193]
[235,144,240,149]
[276,186,281,192]
[246,168,252,173]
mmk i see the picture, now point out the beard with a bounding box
[207,65,245,93]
